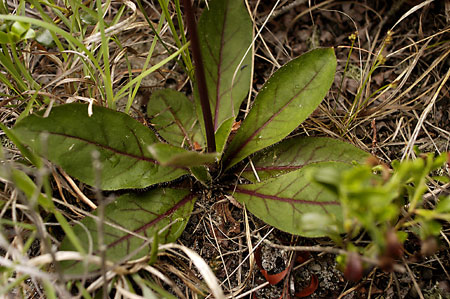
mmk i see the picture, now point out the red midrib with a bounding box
[235,187,339,206]
[213,2,229,130]
[226,70,320,164]
[107,193,196,249]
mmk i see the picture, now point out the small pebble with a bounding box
[310,263,321,272]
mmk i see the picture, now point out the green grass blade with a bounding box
[158,0,191,72]
[0,14,103,78]
[96,0,114,108]
[126,14,165,114]
[114,42,189,101]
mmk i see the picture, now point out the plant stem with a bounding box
[181,0,216,153]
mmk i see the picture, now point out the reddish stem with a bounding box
[181,0,216,153]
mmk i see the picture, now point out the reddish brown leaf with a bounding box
[385,229,404,259]
[344,252,363,282]
[253,249,317,298]
[193,141,203,151]
[295,274,318,297]
[232,120,241,132]
[296,252,311,264]
[255,247,289,285]
[421,236,439,257]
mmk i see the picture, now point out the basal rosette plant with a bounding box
[8,0,369,275]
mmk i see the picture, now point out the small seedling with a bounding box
[312,152,450,279]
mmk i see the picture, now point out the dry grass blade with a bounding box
[402,65,450,159]
[391,0,435,31]
[57,167,97,209]
[116,284,146,299]
[83,0,138,45]
[159,243,225,299]
[403,259,425,299]
[234,281,269,299]
[0,256,53,281]
[207,214,232,291]
[142,265,186,298]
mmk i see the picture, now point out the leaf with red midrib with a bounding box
[147,89,205,150]
[234,162,350,237]
[241,136,370,182]
[223,48,337,169]
[60,188,196,275]
[12,103,188,190]
[195,0,252,153]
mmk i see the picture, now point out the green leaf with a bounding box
[35,29,53,47]
[12,103,188,190]
[80,10,97,25]
[22,28,35,40]
[0,31,10,43]
[60,188,196,274]
[310,166,342,195]
[148,143,219,167]
[190,165,212,185]
[196,0,252,152]
[436,196,450,213]
[242,137,369,182]
[147,89,204,149]
[419,220,442,238]
[8,31,20,43]
[11,21,30,37]
[233,162,350,237]
[295,212,337,237]
[223,48,337,169]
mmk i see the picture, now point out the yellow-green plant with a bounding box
[310,152,449,279]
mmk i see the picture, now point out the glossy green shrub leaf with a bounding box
[242,137,369,182]
[233,162,350,237]
[196,0,252,152]
[223,48,337,169]
[148,143,219,167]
[60,188,196,274]
[148,89,204,149]
[12,103,187,190]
